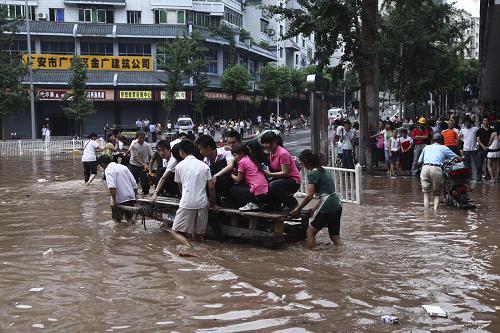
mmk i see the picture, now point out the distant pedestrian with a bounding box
[486,122,500,183]
[399,129,413,175]
[135,118,142,130]
[129,132,153,195]
[476,117,494,181]
[459,117,479,173]
[41,125,47,141]
[82,132,102,185]
[149,123,157,142]
[44,126,51,143]
[388,130,401,176]
[411,117,430,176]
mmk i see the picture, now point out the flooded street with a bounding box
[1,155,499,332]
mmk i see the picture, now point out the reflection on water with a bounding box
[0,155,499,332]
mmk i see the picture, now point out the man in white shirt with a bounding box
[196,134,235,199]
[151,140,182,200]
[149,123,156,142]
[173,140,218,240]
[459,117,479,172]
[338,120,356,169]
[98,154,138,224]
[82,132,102,185]
[129,132,153,195]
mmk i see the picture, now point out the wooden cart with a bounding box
[137,197,311,248]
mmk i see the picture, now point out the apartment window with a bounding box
[279,47,283,58]
[260,19,269,33]
[49,8,64,22]
[307,47,312,59]
[301,55,306,67]
[249,59,256,79]
[302,38,305,48]
[41,41,75,55]
[127,11,141,24]
[118,43,151,56]
[78,6,113,23]
[78,8,92,22]
[295,54,299,65]
[206,49,218,74]
[223,52,231,70]
[96,8,114,23]
[154,9,185,24]
[80,42,113,55]
[7,5,35,20]
[6,40,34,54]
[279,25,283,37]
[223,7,242,27]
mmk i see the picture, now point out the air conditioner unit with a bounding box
[266,29,275,36]
[38,13,47,20]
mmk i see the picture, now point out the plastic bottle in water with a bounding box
[381,315,399,324]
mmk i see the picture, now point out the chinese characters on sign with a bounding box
[160,91,187,100]
[119,91,152,100]
[204,92,251,101]
[37,89,113,101]
[23,54,153,71]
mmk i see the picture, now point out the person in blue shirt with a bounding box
[418,133,462,210]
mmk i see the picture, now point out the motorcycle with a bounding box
[442,161,474,209]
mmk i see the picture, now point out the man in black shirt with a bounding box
[476,117,494,181]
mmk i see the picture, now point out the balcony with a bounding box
[284,39,300,51]
[192,0,242,15]
[64,0,126,6]
[150,0,192,9]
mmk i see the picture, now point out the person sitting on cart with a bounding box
[196,134,235,200]
[260,131,301,211]
[291,149,342,248]
[229,143,269,212]
[418,133,463,210]
[151,142,183,201]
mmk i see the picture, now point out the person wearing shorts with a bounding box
[291,149,343,248]
[418,133,461,210]
[173,140,219,241]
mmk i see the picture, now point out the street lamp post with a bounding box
[24,0,36,139]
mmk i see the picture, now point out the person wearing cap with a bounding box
[418,133,462,210]
[411,117,430,176]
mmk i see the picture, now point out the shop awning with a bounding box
[64,0,126,6]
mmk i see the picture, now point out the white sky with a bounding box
[452,0,480,17]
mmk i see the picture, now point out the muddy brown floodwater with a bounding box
[0,155,499,333]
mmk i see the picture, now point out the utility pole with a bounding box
[24,0,36,139]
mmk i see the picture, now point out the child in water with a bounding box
[291,149,343,248]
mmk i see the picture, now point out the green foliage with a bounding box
[157,37,192,122]
[258,64,293,100]
[62,57,95,136]
[258,41,269,49]
[379,0,471,103]
[189,32,210,122]
[0,7,27,137]
[210,23,237,66]
[221,64,251,100]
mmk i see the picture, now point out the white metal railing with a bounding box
[298,164,362,204]
[0,139,84,156]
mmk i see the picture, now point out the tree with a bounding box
[0,8,27,140]
[379,1,469,115]
[62,57,95,137]
[267,0,380,172]
[157,37,191,124]
[221,64,251,115]
[188,32,210,123]
[258,64,293,115]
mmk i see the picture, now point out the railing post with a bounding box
[18,140,22,155]
[355,163,362,204]
[72,138,75,151]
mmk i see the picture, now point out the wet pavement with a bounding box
[0,155,499,332]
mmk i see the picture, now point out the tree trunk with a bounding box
[358,0,380,175]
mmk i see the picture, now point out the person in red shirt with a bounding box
[411,117,430,176]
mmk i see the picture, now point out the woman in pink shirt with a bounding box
[230,142,268,211]
[261,131,301,211]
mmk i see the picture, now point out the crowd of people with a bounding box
[80,128,343,249]
[330,109,500,183]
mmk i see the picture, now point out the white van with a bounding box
[177,117,194,134]
[328,108,343,121]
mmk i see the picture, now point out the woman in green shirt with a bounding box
[291,149,343,248]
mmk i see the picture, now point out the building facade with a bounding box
[2,0,314,137]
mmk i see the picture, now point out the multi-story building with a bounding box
[463,14,480,59]
[2,0,315,137]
